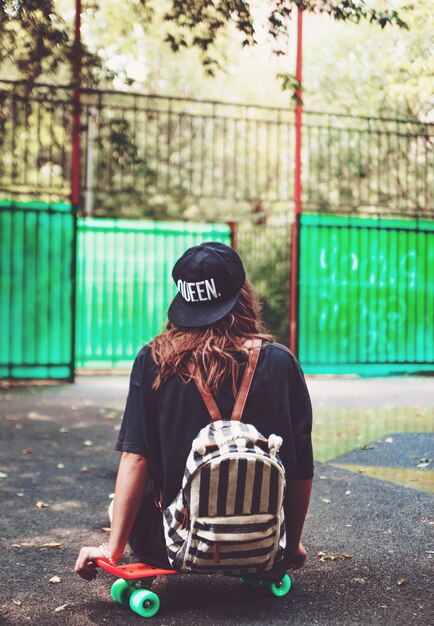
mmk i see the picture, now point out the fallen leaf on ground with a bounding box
[321,498,331,504]
[12,600,22,606]
[345,490,351,496]
[36,501,49,509]
[42,543,63,549]
[317,551,353,562]
[54,603,70,612]
[49,576,61,584]
[397,578,408,586]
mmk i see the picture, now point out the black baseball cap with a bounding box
[168,241,246,328]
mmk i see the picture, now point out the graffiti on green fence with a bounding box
[299,214,434,373]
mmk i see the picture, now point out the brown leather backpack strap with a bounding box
[230,338,262,422]
[188,363,223,422]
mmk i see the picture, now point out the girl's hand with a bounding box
[74,546,106,580]
[287,542,307,569]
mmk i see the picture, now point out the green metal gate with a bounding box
[75,218,231,368]
[299,214,434,375]
[0,201,76,380]
[0,204,230,377]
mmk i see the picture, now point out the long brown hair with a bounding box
[151,279,273,395]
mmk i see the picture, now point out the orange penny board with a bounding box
[96,558,178,580]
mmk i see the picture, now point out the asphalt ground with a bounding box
[0,376,433,626]
[331,432,434,469]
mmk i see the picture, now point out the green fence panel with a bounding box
[76,218,231,368]
[0,201,75,379]
[299,214,434,375]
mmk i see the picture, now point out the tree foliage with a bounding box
[163,1,407,73]
[303,2,433,121]
[0,0,69,81]
[0,0,407,84]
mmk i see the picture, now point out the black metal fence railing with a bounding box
[79,89,294,219]
[0,81,432,220]
[303,111,433,218]
[0,82,71,202]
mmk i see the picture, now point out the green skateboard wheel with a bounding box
[266,574,292,597]
[129,588,160,618]
[111,578,133,605]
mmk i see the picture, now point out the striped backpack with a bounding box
[162,339,287,574]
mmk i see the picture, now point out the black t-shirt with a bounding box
[115,341,314,573]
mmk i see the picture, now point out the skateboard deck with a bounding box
[96,558,178,580]
[96,558,291,618]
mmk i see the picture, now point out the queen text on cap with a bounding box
[177,278,219,303]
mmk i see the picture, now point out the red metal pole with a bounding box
[289,5,303,355]
[69,0,81,383]
[71,0,82,206]
[228,221,237,249]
